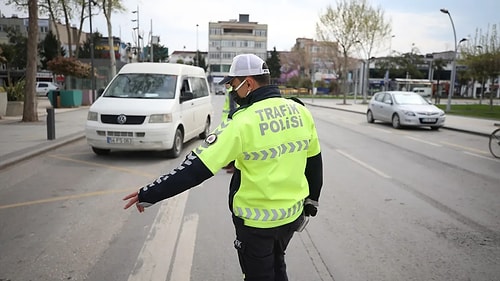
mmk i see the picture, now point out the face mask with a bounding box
[230,79,250,106]
[230,90,247,106]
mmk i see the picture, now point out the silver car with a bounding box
[366,91,446,130]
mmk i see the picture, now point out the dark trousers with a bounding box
[232,214,303,281]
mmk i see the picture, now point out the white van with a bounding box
[412,87,432,98]
[85,63,213,158]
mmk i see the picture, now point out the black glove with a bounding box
[304,198,318,217]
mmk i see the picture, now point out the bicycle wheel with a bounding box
[489,128,500,158]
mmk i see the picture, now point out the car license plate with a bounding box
[421,118,437,123]
[107,137,132,144]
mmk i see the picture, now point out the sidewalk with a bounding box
[0,97,89,170]
[0,97,497,170]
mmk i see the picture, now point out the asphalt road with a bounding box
[0,96,499,281]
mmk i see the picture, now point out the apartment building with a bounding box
[0,14,50,45]
[208,14,268,83]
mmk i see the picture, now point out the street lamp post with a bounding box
[196,24,199,66]
[440,8,457,112]
[88,0,95,102]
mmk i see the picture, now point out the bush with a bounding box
[6,80,25,101]
[47,56,91,78]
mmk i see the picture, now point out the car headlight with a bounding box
[149,113,172,123]
[402,110,416,116]
[439,111,445,117]
[87,111,98,121]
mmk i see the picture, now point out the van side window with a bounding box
[189,77,209,98]
[181,79,191,94]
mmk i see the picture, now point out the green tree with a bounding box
[40,30,65,69]
[78,31,102,59]
[4,28,28,70]
[0,43,16,89]
[316,0,391,104]
[266,47,282,82]
[192,51,206,70]
[461,24,500,108]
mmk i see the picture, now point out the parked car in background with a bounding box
[412,87,432,98]
[36,82,59,96]
[214,84,226,95]
[366,91,445,130]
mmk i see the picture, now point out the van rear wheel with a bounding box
[165,128,183,158]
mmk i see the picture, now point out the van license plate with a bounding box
[107,137,132,144]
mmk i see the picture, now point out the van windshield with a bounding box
[103,73,177,99]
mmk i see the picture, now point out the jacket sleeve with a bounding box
[138,152,213,205]
[305,152,323,202]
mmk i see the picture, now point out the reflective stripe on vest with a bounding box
[234,199,304,222]
[243,139,309,160]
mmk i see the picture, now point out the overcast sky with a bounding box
[2,0,499,58]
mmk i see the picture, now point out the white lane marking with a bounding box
[170,214,199,281]
[463,151,500,161]
[367,125,393,134]
[405,136,442,147]
[441,141,489,155]
[336,149,392,179]
[128,191,189,281]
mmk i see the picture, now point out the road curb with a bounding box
[0,133,85,171]
[304,102,491,138]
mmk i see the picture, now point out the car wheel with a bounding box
[392,114,401,129]
[199,117,211,139]
[430,126,441,131]
[92,147,111,155]
[366,110,375,123]
[165,128,183,158]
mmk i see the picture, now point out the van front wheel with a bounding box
[165,128,183,158]
[92,147,110,155]
[199,117,211,139]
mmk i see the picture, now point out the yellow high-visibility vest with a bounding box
[195,97,321,228]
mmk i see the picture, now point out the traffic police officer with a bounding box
[123,54,323,281]
[222,84,238,120]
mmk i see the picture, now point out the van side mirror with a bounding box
[180,91,194,102]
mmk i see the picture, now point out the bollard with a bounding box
[47,107,55,140]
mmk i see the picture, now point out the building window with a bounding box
[255,29,266,37]
[210,28,222,35]
[255,42,266,49]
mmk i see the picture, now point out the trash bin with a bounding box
[47,90,61,108]
[59,90,82,107]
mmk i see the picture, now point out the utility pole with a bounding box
[150,19,153,62]
[132,7,140,62]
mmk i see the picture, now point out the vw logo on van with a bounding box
[117,114,127,124]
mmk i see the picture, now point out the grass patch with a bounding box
[435,104,500,120]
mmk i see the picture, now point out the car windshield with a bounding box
[103,73,177,99]
[393,93,429,105]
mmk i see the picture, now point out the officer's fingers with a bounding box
[123,197,138,210]
[123,191,138,201]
